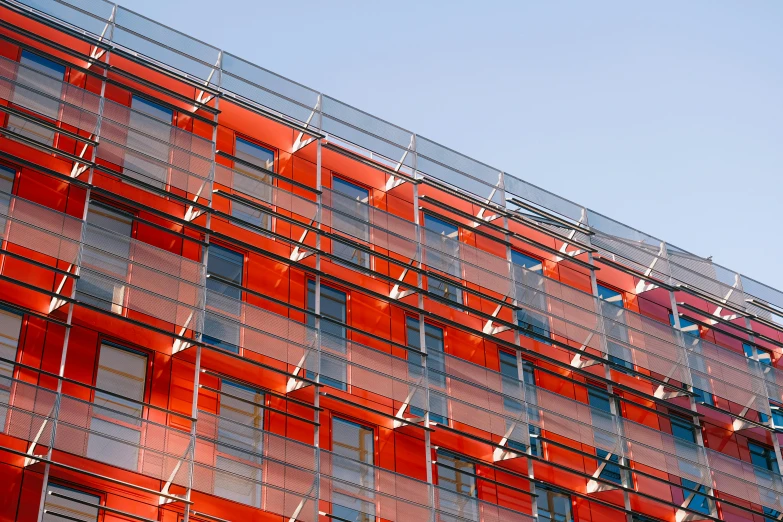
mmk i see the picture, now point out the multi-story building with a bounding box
[0,1,781,521]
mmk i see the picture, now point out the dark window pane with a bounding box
[749,441,780,473]
[21,50,65,78]
[537,484,572,522]
[43,484,100,522]
[437,449,476,497]
[407,317,446,423]
[681,479,711,515]
[232,201,271,231]
[131,95,173,122]
[306,280,347,390]
[597,284,623,306]
[236,137,274,172]
[511,251,543,273]
[588,388,612,413]
[671,313,699,338]
[208,246,243,285]
[596,449,622,485]
[670,417,696,443]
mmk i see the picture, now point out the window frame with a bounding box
[422,212,464,305]
[235,135,277,174]
[748,440,780,474]
[203,243,246,353]
[85,339,151,472]
[43,481,104,522]
[89,339,152,415]
[329,416,378,522]
[330,175,372,270]
[5,49,68,147]
[405,314,448,424]
[306,278,350,391]
[596,283,624,306]
[212,378,266,489]
[435,448,478,498]
[535,483,573,522]
[511,250,544,274]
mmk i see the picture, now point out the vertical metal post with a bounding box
[35,14,113,521]
[502,180,538,521]
[182,53,221,522]
[408,136,435,522]
[662,243,717,519]
[313,93,323,522]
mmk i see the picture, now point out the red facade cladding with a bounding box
[0,2,782,522]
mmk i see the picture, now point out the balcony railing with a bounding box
[0,54,101,138]
[97,99,213,197]
[77,222,205,333]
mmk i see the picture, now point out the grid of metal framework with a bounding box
[0,1,782,522]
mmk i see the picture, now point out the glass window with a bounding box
[236,137,275,172]
[588,387,618,446]
[7,51,65,145]
[332,418,374,485]
[511,250,543,274]
[0,164,14,203]
[333,239,370,269]
[437,450,476,496]
[218,380,264,456]
[131,96,173,123]
[0,307,22,380]
[331,179,372,267]
[437,450,478,519]
[207,245,243,293]
[597,284,623,306]
[331,178,370,269]
[671,313,714,405]
[513,257,550,344]
[43,484,100,522]
[307,280,348,390]
[769,403,783,431]
[500,350,533,455]
[744,343,773,366]
[749,441,780,473]
[231,200,272,231]
[670,417,697,443]
[21,50,65,78]
[93,343,146,417]
[671,313,700,338]
[518,362,542,456]
[607,341,634,373]
[332,418,375,522]
[588,387,613,413]
[764,507,781,522]
[596,448,622,485]
[423,215,462,304]
[681,479,711,515]
[88,343,146,470]
[77,204,133,314]
[407,317,447,424]
[120,96,173,189]
[204,245,243,352]
[691,386,714,407]
[0,307,22,426]
[499,350,523,412]
[213,380,264,507]
[536,484,572,522]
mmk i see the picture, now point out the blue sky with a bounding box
[121,0,783,290]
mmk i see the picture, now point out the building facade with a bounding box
[0,1,782,522]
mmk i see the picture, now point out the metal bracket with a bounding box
[292,95,321,153]
[385,135,415,190]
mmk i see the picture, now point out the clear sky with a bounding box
[120,0,783,291]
